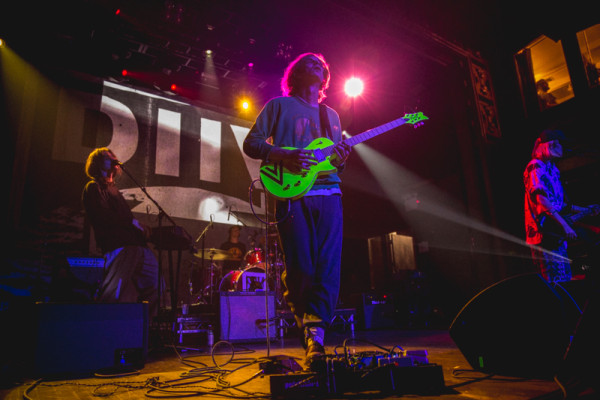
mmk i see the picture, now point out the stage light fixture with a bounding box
[344,77,364,97]
[0,38,5,48]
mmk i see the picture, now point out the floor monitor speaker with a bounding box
[30,302,148,378]
[449,273,581,378]
[557,290,600,390]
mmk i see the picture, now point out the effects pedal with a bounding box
[259,355,303,375]
[269,371,327,397]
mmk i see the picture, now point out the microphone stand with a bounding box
[246,178,300,370]
[229,208,248,227]
[118,162,192,325]
[195,217,215,304]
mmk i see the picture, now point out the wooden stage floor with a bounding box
[2,325,596,400]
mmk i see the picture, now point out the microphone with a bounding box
[227,205,232,221]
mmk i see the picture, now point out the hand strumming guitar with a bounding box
[267,147,318,173]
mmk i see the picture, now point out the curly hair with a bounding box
[280,52,330,103]
[85,147,118,180]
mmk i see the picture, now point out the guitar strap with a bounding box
[319,104,333,139]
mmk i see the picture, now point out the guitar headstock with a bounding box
[402,112,429,128]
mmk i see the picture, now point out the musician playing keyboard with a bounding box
[82,148,159,318]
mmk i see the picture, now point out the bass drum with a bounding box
[219,266,269,291]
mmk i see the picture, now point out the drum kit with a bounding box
[190,233,284,305]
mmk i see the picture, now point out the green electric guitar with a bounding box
[259,112,428,200]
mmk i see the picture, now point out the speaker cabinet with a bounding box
[219,292,276,342]
[449,273,581,378]
[368,233,415,291]
[30,302,148,378]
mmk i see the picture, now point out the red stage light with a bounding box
[170,84,177,91]
[121,69,128,77]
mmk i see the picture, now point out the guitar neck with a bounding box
[322,117,408,157]
[568,206,599,224]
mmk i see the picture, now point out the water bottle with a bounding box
[207,326,214,348]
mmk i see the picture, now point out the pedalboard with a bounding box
[269,350,445,397]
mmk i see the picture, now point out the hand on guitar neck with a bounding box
[329,142,351,167]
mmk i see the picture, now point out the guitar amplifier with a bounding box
[361,292,397,329]
[219,292,276,342]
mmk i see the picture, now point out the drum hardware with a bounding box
[192,247,234,304]
[188,261,222,305]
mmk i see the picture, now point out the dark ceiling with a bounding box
[3,0,595,114]
[3,0,596,107]
[1,0,512,111]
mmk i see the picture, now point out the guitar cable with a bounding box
[247,178,291,227]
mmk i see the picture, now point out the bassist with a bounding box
[524,129,599,283]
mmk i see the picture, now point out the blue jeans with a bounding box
[276,195,343,329]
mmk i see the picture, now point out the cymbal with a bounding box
[193,248,233,260]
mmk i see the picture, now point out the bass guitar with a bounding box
[259,112,428,200]
[539,205,600,239]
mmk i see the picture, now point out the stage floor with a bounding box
[2,326,595,400]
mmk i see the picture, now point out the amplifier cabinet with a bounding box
[219,292,276,342]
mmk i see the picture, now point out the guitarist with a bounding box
[243,53,351,369]
[524,129,599,284]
